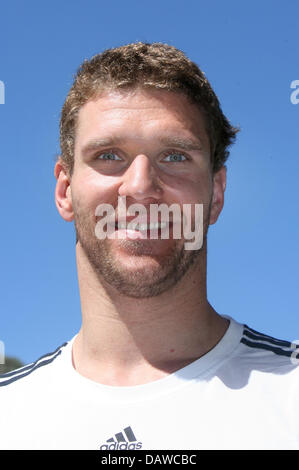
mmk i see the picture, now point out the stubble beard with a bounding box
[72,200,211,299]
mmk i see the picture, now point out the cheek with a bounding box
[166,172,212,206]
[165,174,213,229]
[72,168,121,209]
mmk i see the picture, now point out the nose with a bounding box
[118,154,163,201]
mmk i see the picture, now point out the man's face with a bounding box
[59,87,225,298]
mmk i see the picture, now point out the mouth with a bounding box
[113,220,175,240]
[116,221,169,231]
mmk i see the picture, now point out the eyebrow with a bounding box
[81,135,203,155]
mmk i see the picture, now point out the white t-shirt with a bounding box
[1,316,299,450]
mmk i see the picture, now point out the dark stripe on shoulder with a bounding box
[0,342,68,386]
[0,342,68,379]
[241,337,295,357]
[243,327,292,348]
[243,325,292,346]
[0,349,63,387]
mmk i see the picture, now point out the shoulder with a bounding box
[241,323,299,362]
[236,322,299,376]
[214,319,299,397]
[0,341,69,390]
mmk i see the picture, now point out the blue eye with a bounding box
[163,153,187,162]
[98,152,122,161]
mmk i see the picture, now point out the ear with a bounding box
[209,165,227,225]
[54,158,74,222]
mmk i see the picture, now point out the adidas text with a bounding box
[100,441,142,450]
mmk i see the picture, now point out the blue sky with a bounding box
[0,0,298,364]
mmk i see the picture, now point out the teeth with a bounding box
[117,221,168,230]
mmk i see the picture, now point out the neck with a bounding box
[72,240,229,386]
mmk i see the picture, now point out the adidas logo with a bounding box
[100,426,142,450]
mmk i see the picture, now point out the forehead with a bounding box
[75,87,210,152]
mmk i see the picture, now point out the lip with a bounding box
[99,213,183,241]
[116,216,173,225]
[112,225,173,240]
[116,220,172,229]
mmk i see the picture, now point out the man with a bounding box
[1,42,298,450]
